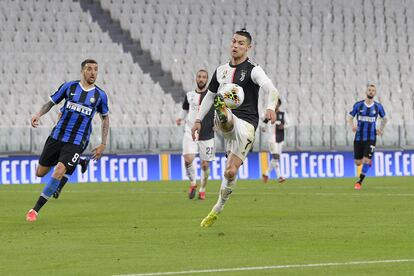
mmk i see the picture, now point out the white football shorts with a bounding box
[268,141,283,155]
[215,112,255,161]
[182,130,215,161]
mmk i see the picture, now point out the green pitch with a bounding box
[1,177,413,275]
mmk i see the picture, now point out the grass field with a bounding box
[1,177,413,275]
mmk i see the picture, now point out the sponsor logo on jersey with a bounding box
[358,116,376,123]
[66,101,93,116]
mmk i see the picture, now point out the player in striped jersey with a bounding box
[26,59,109,222]
[347,84,387,190]
[176,69,215,200]
[192,29,279,227]
[52,108,90,199]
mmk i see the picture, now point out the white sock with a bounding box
[185,163,196,185]
[275,160,282,178]
[212,176,237,213]
[266,159,277,176]
[199,167,210,192]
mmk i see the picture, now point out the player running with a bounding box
[26,59,109,221]
[52,109,90,199]
[347,84,387,190]
[176,69,215,200]
[262,99,289,183]
[192,29,279,227]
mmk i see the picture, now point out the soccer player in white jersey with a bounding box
[176,70,215,200]
[192,29,279,227]
[262,99,290,183]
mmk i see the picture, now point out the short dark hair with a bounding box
[197,69,208,77]
[235,28,252,44]
[81,59,98,69]
[367,84,376,88]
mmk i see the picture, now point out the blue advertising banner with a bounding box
[0,154,160,184]
[1,151,413,184]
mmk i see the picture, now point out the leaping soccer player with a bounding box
[347,84,387,190]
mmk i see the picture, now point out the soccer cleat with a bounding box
[188,184,197,199]
[214,94,228,123]
[354,182,362,190]
[262,174,269,183]
[26,209,38,222]
[200,211,219,227]
[198,191,206,200]
[278,177,286,183]
[80,158,90,174]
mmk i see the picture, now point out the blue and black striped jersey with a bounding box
[49,80,109,148]
[349,100,386,142]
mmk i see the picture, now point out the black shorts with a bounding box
[38,136,84,175]
[353,140,376,160]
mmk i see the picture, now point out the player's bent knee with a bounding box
[201,161,209,171]
[52,163,67,179]
[354,160,362,166]
[224,167,237,181]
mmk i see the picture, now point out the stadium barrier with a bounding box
[1,150,413,184]
[1,125,412,154]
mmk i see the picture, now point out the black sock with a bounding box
[33,196,48,212]
[57,176,69,192]
[359,174,366,184]
[79,158,86,167]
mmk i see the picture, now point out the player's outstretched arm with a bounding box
[92,114,109,160]
[31,101,55,128]
[192,91,215,140]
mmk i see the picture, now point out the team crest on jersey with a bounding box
[240,70,247,81]
[222,70,228,79]
[90,97,96,104]
[372,110,376,115]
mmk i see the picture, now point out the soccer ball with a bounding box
[218,83,244,109]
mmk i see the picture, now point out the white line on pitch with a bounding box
[114,259,414,276]
[2,190,414,197]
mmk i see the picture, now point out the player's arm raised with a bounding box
[252,66,279,124]
[31,101,55,128]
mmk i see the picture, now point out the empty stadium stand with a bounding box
[0,0,413,153]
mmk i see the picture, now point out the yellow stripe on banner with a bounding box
[356,164,362,176]
[260,152,269,175]
[160,154,170,181]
